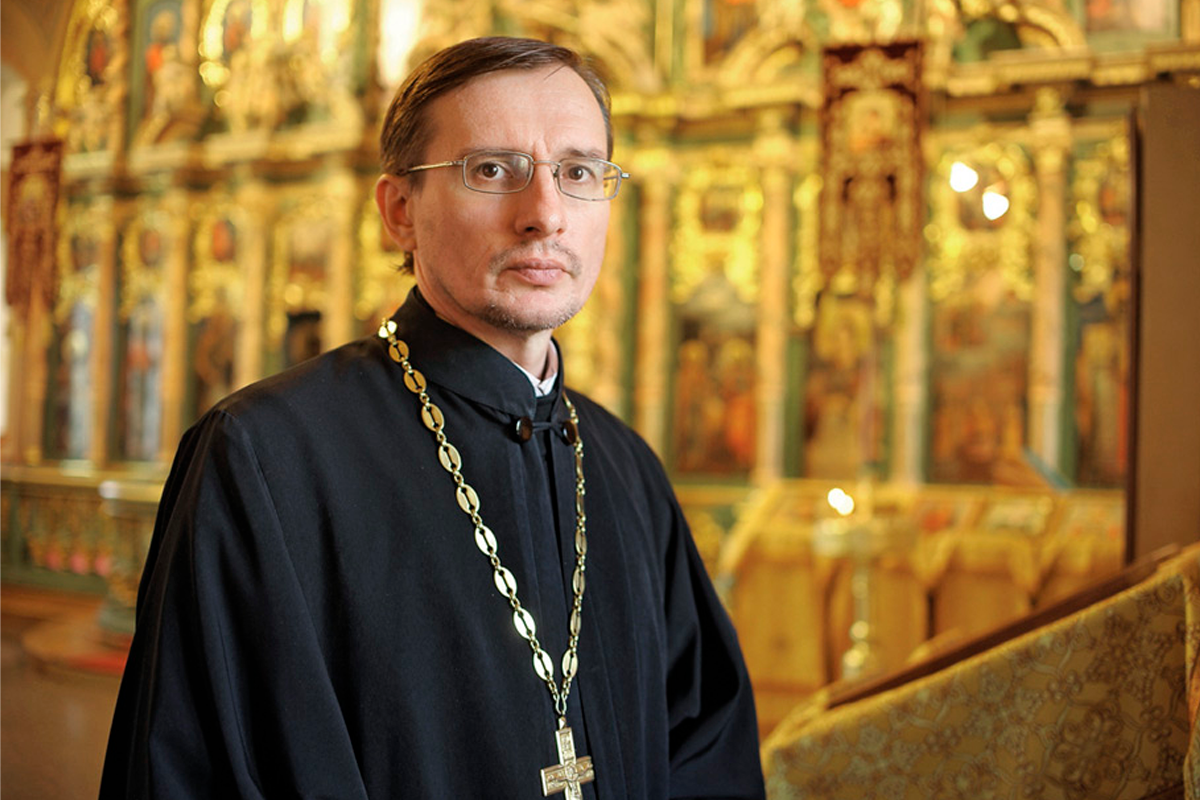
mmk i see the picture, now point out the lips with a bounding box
[503,258,570,286]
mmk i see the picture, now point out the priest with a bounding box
[100,36,765,799]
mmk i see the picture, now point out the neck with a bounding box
[418,293,557,378]
[453,319,556,378]
[498,329,556,379]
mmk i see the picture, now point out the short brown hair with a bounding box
[379,36,613,178]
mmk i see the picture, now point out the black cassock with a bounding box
[100,289,765,799]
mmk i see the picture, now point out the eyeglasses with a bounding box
[400,150,630,201]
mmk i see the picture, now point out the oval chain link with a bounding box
[379,320,588,720]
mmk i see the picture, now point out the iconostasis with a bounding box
[2,0,1196,642]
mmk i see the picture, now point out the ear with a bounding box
[375,174,417,253]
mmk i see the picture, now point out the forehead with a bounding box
[425,66,608,157]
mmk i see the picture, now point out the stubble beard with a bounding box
[481,295,586,333]
[481,244,591,333]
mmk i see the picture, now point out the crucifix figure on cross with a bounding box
[540,725,595,799]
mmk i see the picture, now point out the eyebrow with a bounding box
[458,147,609,161]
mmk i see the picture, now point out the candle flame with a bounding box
[827,488,855,517]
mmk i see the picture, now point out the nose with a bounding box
[512,162,565,237]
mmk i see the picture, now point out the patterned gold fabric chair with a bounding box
[761,544,1200,800]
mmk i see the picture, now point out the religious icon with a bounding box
[49,232,101,460]
[117,218,168,461]
[1086,0,1172,34]
[671,271,757,477]
[143,6,180,110]
[802,294,881,479]
[222,0,253,57]
[212,216,237,262]
[930,270,1031,483]
[844,91,899,155]
[133,1,198,145]
[119,296,165,460]
[190,211,243,418]
[85,28,112,87]
[703,0,756,64]
[61,12,121,153]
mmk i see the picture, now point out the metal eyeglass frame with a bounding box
[400,150,631,201]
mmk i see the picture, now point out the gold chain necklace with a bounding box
[378,320,596,799]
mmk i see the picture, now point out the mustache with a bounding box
[489,242,581,276]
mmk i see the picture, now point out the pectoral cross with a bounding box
[540,725,595,799]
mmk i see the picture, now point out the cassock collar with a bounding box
[385,287,565,422]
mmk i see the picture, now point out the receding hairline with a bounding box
[379,37,613,176]
[413,64,610,163]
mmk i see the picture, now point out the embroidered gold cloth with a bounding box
[762,543,1200,799]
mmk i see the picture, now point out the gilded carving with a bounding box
[5,142,64,315]
[670,156,762,306]
[1068,136,1130,308]
[497,0,659,91]
[926,140,1037,304]
[198,0,273,130]
[130,0,202,146]
[278,0,361,124]
[200,0,359,133]
[955,0,1084,49]
[818,42,923,329]
[55,0,128,154]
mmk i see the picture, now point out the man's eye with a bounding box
[475,161,507,180]
[563,162,598,183]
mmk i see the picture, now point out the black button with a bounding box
[562,420,579,444]
[514,417,534,442]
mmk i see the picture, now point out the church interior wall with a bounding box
[2,0,1199,740]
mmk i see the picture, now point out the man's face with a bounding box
[392,66,611,345]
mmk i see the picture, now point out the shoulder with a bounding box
[563,389,638,447]
[211,337,388,432]
[565,388,673,488]
[174,336,403,482]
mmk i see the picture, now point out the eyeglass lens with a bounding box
[463,152,620,200]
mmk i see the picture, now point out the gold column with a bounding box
[632,126,673,455]
[324,166,358,349]
[16,283,50,464]
[89,195,118,466]
[654,0,675,82]
[159,187,190,459]
[894,118,929,485]
[752,110,792,482]
[1184,0,1200,41]
[235,177,269,387]
[890,259,928,483]
[1028,92,1071,473]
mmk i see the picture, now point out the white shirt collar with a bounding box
[512,361,558,397]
